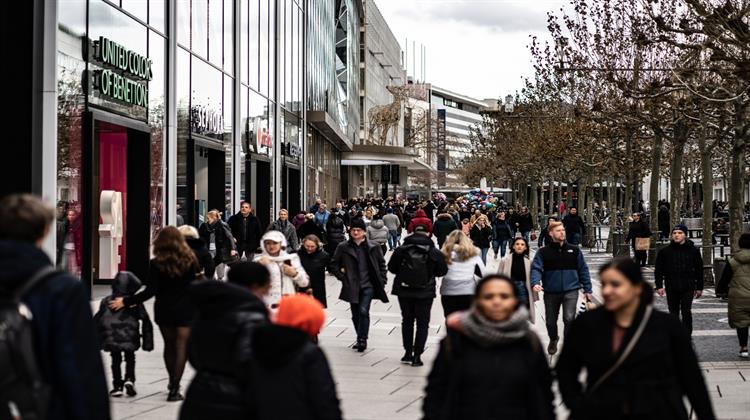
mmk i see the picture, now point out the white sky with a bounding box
[373,0,568,101]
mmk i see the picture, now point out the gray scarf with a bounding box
[459,305,530,347]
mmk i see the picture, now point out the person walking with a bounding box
[382,208,402,251]
[388,225,448,366]
[178,225,215,280]
[407,209,433,235]
[658,205,671,240]
[556,258,715,420]
[491,211,513,259]
[314,204,330,232]
[248,295,342,420]
[440,230,486,317]
[434,212,459,250]
[537,217,557,248]
[227,201,263,259]
[199,210,237,281]
[267,209,300,252]
[423,275,555,420]
[367,216,390,254]
[254,230,309,308]
[330,219,388,352]
[562,207,586,246]
[654,224,704,335]
[324,212,347,255]
[297,213,325,243]
[298,235,331,308]
[530,220,593,355]
[179,262,270,420]
[110,226,201,401]
[470,215,493,264]
[626,212,652,267]
[94,271,154,397]
[0,195,110,420]
[515,207,534,242]
[498,237,537,322]
[716,233,750,358]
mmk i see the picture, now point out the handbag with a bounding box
[634,237,650,251]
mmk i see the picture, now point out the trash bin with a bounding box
[713,257,728,286]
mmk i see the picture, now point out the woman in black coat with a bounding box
[556,258,714,420]
[298,235,331,307]
[297,213,325,243]
[199,209,238,280]
[423,275,555,420]
[178,225,215,279]
[469,216,493,264]
[180,262,270,420]
[324,213,346,255]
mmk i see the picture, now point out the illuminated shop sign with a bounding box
[91,36,152,108]
[191,106,224,135]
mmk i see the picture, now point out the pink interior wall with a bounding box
[98,122,128,271]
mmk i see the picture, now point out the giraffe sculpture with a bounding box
[367,85,408,146]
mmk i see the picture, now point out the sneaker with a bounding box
[167,388,183,402]
[124,381,137,397]
[400,351,413,364]
[740,349,749,358]
[411,354,424,367]
[357,339,367,353]
[109,387,123,397]
[547,339,559,355]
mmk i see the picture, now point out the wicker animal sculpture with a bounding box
[367,85,408,146]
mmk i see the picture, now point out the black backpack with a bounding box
[0,267,55,420]
[398,245,432,289]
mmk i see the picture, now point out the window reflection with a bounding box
[149,32,166,241]
[208,0,223,67]
[177,0,190,47]
[192,0,208,58]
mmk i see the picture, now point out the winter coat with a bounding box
[470,224,492,249]
[297,220,325,243]
[330,239,389,304]
[180,281,269,420]
[0,241,110,420]
[626,220,652,246]
[515,212,533,233]
[382,213,401,232]
[314,210,330,230]
[538,227,553,247]
[254,250,309,307]
[530,242,593,294]
[124,260,200,327]
[556,304,715,420]
[407,209,433,235]
[423,328,554,420]
[563,213,586,236]
[292,213,307,230]
[249,325,342,420]
[366,219,389,245]
[658,206,671,236]
[654,240,704,292]
[199,220,237,262]
[716,249,750,329]
[227,212,263,251]
[492,218,513,241]
[388,233,448,299]
[94,272,154,352]
[325,215,347,255]
[268,219,300,251]
[186,237,215,279]
[298,248,331,308]
[498,252,538,322]
[440,249,485,296]
[461,221,471,236]
[433,214,458,247]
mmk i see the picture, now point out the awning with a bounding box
[341,144,433,170]
[307,111,353,151]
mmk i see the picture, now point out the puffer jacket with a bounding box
[93,271,154,353]
[716,249,750,329]
[530,241,593,294]
[366,219,389,245]
[433,213,458,247]
[407,209,433,235]
[654,240,703,292]
[254,231,310,307]
[388,233,448,299]
[199,220,237,262]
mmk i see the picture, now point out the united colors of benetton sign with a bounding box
[91,37,152,108]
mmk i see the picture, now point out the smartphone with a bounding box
[283,260,292,266]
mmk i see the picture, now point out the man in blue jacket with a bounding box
[0,194,110,420]
[531,220,592,355]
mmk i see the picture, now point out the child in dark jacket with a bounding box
[94,271,154,397]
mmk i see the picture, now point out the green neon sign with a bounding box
[91,36,151,108]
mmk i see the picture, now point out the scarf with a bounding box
[459,305,530,347]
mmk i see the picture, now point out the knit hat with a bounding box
[349,218,367,231]
[275,294,326,337]
[261,230,288,248]
[672,224,689,236]
[386,208,394,214]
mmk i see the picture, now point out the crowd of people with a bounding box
[5,192,750,420]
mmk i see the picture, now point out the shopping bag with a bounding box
[634,237,650,251]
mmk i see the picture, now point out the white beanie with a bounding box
[261,230,288,248]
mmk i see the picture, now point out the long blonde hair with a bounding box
[441,230,478,265]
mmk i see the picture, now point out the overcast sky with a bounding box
[373,0,568,101]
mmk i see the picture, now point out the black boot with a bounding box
[400,350,413,364]
[411,349,423,367]
[167,381,183,402]
[357,338,367,352]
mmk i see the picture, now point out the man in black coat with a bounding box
[626,212,652,267]
[655,224,704,335]
[0,194,109,420]
[227,201,263,259]
[657,205,671,240]
[330,218,388,351]
[388,225,448,366]
[562,207,586,246]
[515,207,534,242]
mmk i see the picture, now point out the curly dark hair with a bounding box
[152,226,199,278]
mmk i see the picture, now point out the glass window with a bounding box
[223,74,234,215]
[224,0,233,74]
[176,47,191,225]
[208,0,223,66]
[279,0,287,106]
[150,0,166,33]
[148,31,166,241]
[192,0,208,58]
[268,0,275,101]
[240,0,248,84]
[58,0,86,36]
[191,56,224,141]
[249,89,271,157]
[121,0,148,22]
[177,0,190,48]
[249,0,260,91]
[259,0,269,97]
[240,86,248,199]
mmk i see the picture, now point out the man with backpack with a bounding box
[388,225,448,366]
[0,194,109,420]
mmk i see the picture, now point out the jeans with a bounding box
[569,233,582,246]
[543,290,579,341]
[440,295,473,318]
[351,287,375,340]
[387,230,400,250]
[492,239,509,258]
[398,297,433,353]
[633,249,647,267]
[738,327,749,348]
[515,281,529,307]
[479,247,489,264]
[521,230,530,243]
[666,289,694,335]
[110,350,136,387]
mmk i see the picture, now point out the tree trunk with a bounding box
[624,133,634,213]
[700,143,713,269]
[607,174,617,253]
[670,118,688,227]
[730,102,748,253]
[566,178,574,212]
[649,127,663,232]
[547,178,554,216]
[530,179,538,230]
